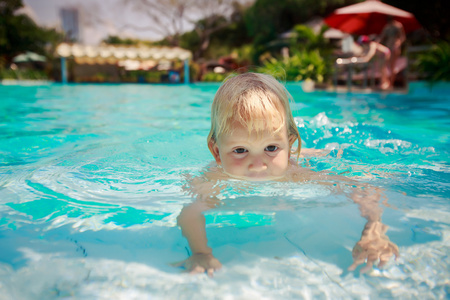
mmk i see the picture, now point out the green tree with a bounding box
[176,1,251,61]
[244,0,359,63]
[258,23,334,82]
[121,0,240,47]
[0,0,62,66]
[182,2,252,60]
[102,35,137,45]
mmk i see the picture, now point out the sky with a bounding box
[22,0,190,44]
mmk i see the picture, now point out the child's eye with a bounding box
[265,145,278,152]
[233,148,247,154]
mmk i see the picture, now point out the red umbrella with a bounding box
[324,0,421,35]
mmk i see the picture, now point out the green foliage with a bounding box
[231,44,253,66]
[290,25,330,53]
[102,35,137,45]
[258,22,333,83]
[416,42,450,82]
[0,0,63,63]
[0,68,48,80]
[178,3,251,61]
[145,71,162,83]
[244,0,359,63]
[258,50,327,82]
[0,0,22,15]
[202,72,230,82]
[120,70,167,83]
[179,30,201,54]
[213,12,251,48]
[244,0,282,62]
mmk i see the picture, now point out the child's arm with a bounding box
[174,174,223,276]
[173,200,222,276]
[348,187,399,273]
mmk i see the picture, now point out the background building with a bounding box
[60,8,80,42]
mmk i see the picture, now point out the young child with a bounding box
[173,73,398,276]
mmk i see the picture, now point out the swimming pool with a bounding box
[0,81,448,299]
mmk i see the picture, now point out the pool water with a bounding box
[0,82,449,299]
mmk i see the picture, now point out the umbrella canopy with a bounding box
[12,52,46,63]
[324,0,421,35]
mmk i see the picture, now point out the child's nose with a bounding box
[249,156,267,171]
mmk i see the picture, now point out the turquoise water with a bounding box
[0,82,449,299]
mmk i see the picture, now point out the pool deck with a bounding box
[324,85,408,94]
[314,82,409,94]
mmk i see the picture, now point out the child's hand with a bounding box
[348,221,399,274]
[172,253,222,277]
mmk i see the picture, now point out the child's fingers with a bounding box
[207,268,215,277]
[360,261,374,274]
[377,258,388,269]
[211,259,222,270]
[190,265,205,274]
[379,251,394,267]
[393,245,400,259]
[347,261,361,271]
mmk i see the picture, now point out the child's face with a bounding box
[210,121,292,181]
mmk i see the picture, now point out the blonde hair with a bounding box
[207,72,301,158]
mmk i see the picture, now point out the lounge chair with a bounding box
[333,55,407,91]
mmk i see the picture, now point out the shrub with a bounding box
[258,50,327,82]
[202,71,230,82]
[416,42,450,82]
[0,68,49,80]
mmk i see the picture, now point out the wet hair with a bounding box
[207,72,301,158]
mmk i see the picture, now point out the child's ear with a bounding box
[208,140,221,164]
